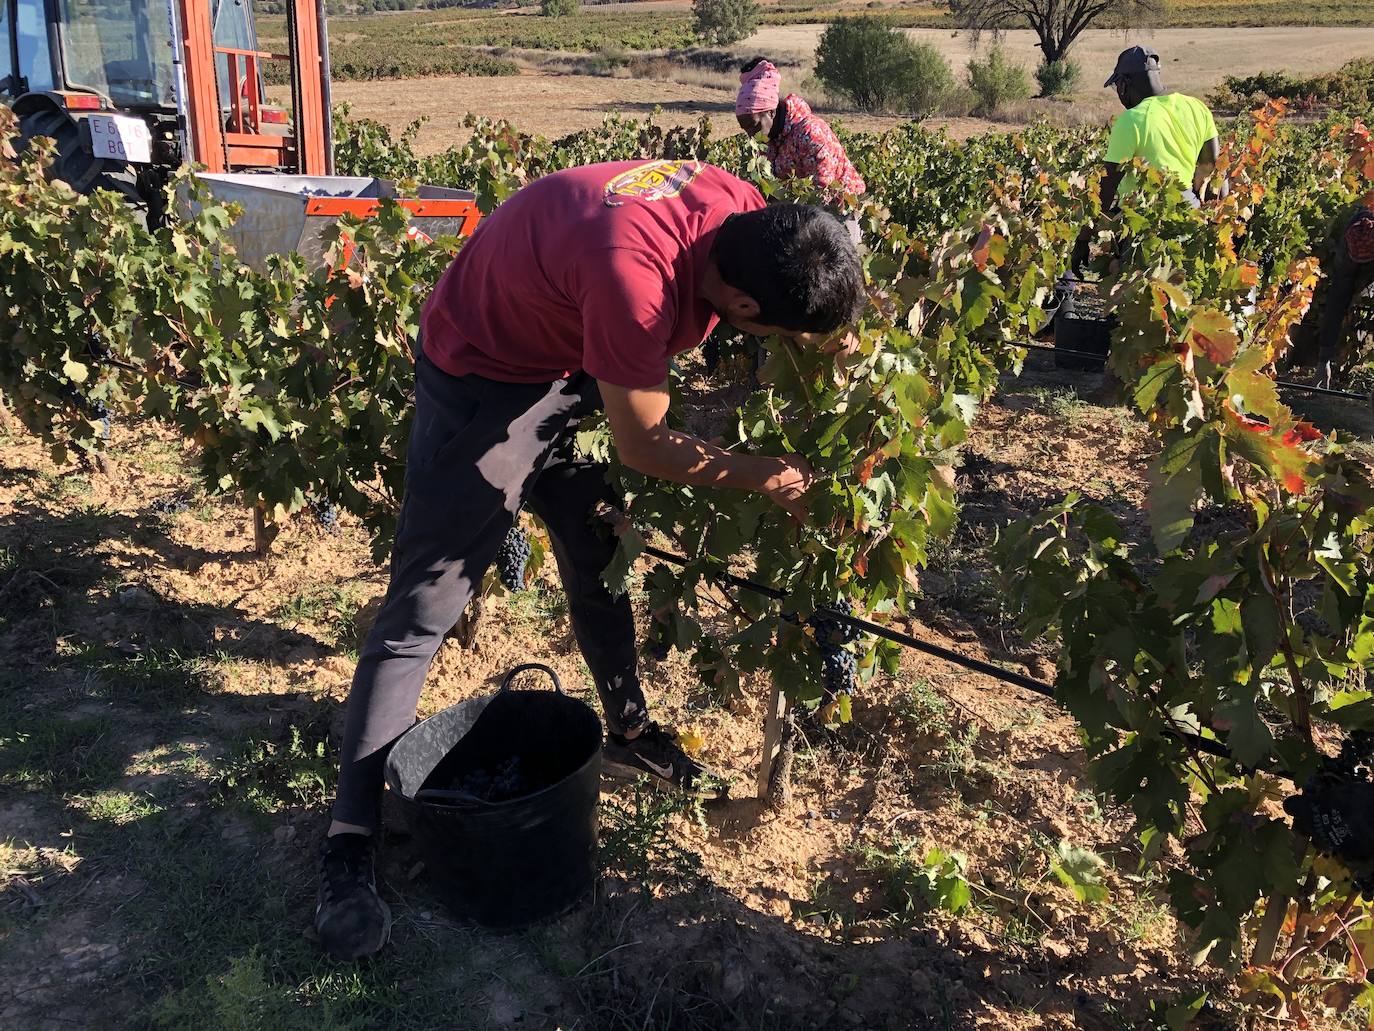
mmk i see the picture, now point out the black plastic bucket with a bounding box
[383,663,603,929]
[1053,287,1115,371]
[1053,312,1114,369]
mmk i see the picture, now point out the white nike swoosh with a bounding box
[638,757,674,780]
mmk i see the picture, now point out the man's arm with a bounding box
[1070,162,1125,271]
[600,379,814,520]
[1193,137,1228,200]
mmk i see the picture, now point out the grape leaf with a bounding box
[1051,841,1109,904]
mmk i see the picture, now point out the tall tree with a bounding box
[948,0,1163,65]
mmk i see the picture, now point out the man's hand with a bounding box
[762,455,815,521]
[601,379,818,516]
[820,330,861,359]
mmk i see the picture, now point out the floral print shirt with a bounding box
[764,94,866,201]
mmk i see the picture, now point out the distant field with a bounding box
[275,0,1374,90]
[755,0,1374,27]
[325,21,1374,145]
[273,0,1374,83]
[266,9,698,62]
[310,0,1374,34]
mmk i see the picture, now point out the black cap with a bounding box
[1105,45,1162,87]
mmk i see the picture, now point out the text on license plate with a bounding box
[87,114,152,164]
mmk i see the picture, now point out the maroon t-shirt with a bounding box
[421,160,765,389]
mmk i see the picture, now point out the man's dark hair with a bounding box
[740,55,770,73]
[712,205,865,333]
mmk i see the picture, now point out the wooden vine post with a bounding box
[757,680,795,810]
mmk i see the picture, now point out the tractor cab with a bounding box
[50,0,177,110]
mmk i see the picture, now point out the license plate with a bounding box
[87,114,152,164]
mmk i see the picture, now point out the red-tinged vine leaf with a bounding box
[1225,348,1282,422]
[1185,310,1240,365]
[1221,404,1316,495]
[1238,263,1261,288]
[1149,278,1189,322]
[855,450,881,484]
[1281,422,1323,447]
[970,225,993,270]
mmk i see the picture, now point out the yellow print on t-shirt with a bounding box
[603,161,703,207]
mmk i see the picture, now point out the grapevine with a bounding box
[997,104,1374,1013]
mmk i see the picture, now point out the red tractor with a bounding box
[2,0,477,254]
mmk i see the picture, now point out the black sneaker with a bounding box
[602,722,723,799]
[315,833,392,961]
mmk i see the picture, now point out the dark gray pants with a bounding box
[331,353,647,829]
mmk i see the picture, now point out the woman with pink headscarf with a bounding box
[736,57,865,205]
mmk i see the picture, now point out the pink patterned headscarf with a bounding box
[736,61,781,116]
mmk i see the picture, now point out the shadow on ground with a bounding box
[0,472,1195,1030]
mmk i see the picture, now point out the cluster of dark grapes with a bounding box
[313,501,340,533]
[808,599,865,699]
[149,493,191,516]
[821,648,858,697]
[496,524,530,591]
[645,624,671,662]
[451,756,527,803]
[1284,732,1374,886]
[1322,732,1374,780]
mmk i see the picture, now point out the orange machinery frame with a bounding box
[174,0,483,237]
[177,0,329,174]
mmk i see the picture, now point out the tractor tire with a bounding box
[16,103,147,224]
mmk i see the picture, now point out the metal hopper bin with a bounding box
[186,174,482,270]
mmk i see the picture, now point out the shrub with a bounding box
[967,46,1031,115]
[814,17,953,116]
[691,0,760,46]
[1035,58,1081,98]
[540,0,578,15]
[1208,58,1374,113]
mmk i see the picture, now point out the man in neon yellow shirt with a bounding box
[1069,46,1227,269]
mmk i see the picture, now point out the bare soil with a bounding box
[4,350,1305,1030]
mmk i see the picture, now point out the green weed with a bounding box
[78,647,222,707]
[599,783,702,890]
[273,585,362,645]
[0,709,123,793]
[1026,386,1087,425]
[894,680,983,789]
[854,837,972,922]
[70,789,163,825]
[215,726,334,816]
[503,584,570,631]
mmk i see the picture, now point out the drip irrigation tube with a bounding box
[638,544,1255,770]
[1018,340,1371,405]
